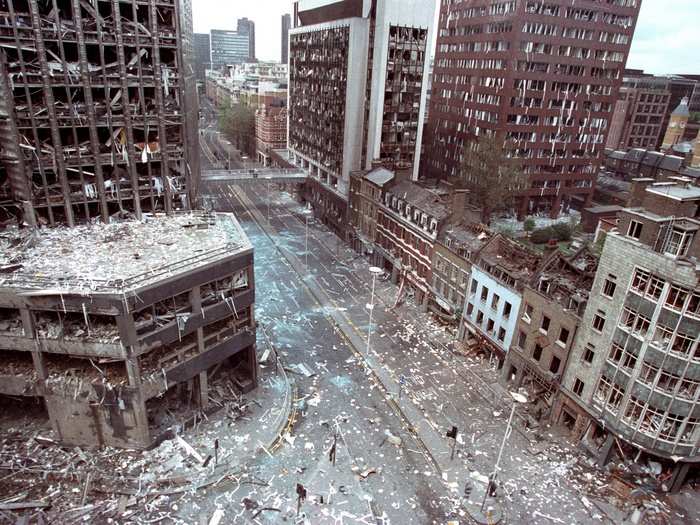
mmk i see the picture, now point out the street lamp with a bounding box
[480,391,528,513]
[366,266,383,358]
[301,206,313,270]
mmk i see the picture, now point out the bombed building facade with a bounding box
[425,0,641,217]
[558,180,700,490]
[288,0,435,238]
[0,0,257,450]
[0,0,200,227]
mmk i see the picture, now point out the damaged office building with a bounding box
[0,0,257,449]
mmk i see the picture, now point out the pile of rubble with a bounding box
[0,365,288,523]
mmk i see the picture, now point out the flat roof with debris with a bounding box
[0,212,251,294]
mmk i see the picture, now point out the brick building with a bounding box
[289,0,434,238]
[425,0,641,217]
[502,246,598,414]
[255,104,288,166]
[557,180,700,491]
[430,225,491,324]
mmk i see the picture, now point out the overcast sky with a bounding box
[193,0,698,75]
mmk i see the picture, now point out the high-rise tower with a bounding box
[0,0,201,226]
[281,13,291,64]
[426,0,641,218]
[288,0,435,237]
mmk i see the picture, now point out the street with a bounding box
[181,178,666,525]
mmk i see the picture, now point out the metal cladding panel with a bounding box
[297,0,364,26]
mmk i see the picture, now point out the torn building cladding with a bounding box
[0,0,200,227]
[0,212,257,449]
[0,1,258,450]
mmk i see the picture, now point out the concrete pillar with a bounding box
[189,286,208,410]
[668,462,690,493]
[551,194,562,219]
[596,433,616,468]
[420,290,429,312]
[116,314,150,446]
[390,265,399,284]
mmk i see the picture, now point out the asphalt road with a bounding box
[175,181,452,524]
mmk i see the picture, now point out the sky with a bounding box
[193,0,699,75]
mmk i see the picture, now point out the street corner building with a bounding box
[557,179,700,490]
[0,213,257,449]
[288,0,435,239]
[0,0,257,450]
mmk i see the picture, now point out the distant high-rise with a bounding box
[237,18,256,62]
[288,0,435,238]
[426,0,642,218]
[211,29,250,69]
[281,14,291,64]
[194,33,212,83]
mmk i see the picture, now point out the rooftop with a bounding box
[387,180,450,220]
[646,184,700,201]
[534,247,598,311]
[477,235,542,284]
[0,212,251,295]
[364,167,395,187]
[441,224,492,254]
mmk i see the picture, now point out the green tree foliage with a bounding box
[219,103,256,156]
[460,134,527,224]
[523,217,536,236]
[530,223,572,244]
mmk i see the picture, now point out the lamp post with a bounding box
[366,266,383,358]
[480,391,527,513]
[301,206,313,270]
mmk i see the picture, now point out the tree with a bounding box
[219,102,256,156]
[523,217,536,237]
[460,134,527,225]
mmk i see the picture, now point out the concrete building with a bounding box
[0,1,257,450]
[194,33,212,84]
[459,236,541,361]
[606,74,671,151]
[426,0,641,217]
[289,0,435,238]
[237,17,256,62]
[0,213,256,449]
[0,0,200,227]
[502,247,598,410]
[211,29,250,70]
[281,13,291,64]
[558,179,700,490]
